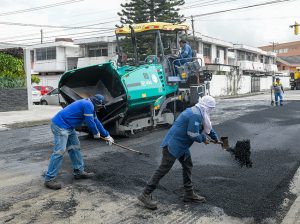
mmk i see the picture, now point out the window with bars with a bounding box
[87,44,108,57]
[203,44,211,57]
[36,47,56,61]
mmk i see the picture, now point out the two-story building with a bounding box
[29,37,117,88]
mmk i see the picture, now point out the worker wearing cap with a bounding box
[44,94,114,190]
[138,95,219,210]
[178,39,193,65]
[273,77,284,106]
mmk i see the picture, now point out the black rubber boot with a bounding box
[44,180,62,190]
[183,191,206,203]
[138,193,158,210]
[74,171,95,179]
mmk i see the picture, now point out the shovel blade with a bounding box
[220,136,229,150]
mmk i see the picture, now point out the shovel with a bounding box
[99,136,150,157]
[209,136,252,168]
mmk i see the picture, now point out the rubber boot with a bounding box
[183,191,206,203]
[44,179,62,190]
[74,171,95,180]
[137,193,157,210]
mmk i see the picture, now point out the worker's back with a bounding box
[161,106,203,158]
[52,99,94,129]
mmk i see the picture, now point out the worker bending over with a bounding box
[44,94,114,190]
[273,77,284,106]
[138,95,219,210]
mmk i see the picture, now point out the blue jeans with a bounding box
[275,93,283,106]
[45,123,84,181]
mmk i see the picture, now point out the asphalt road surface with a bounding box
[0,94,300,224]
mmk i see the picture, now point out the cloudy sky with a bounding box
[0,0,299,48]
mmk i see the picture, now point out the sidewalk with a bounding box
[281,167,300,224]
[0,105,61,131]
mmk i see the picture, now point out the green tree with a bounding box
[31,75,40,84]
[118,0,185,24]
[0,52,25,88]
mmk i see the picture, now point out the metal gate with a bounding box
[251,76,260,93]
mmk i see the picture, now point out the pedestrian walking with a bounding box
[273,77,284,106]
[138,95,220,210]
[44,94,114,190]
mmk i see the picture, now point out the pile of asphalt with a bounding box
[228,139,252,168]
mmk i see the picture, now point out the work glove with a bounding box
[105,135,114,146]
[94,133,101,139]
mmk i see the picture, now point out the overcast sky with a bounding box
[0,0,300,47]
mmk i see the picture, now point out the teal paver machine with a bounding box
[59,22,212,135]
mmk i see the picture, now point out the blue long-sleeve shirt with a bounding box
[161,106,218,159]
[180,43,193,59]
[52,99,109,137]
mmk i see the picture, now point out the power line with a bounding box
[181,0,241,10]
[195,15,300,22]
[0,30,112,43]
[0,19,119,41]
[0,21,114,30]
[0,0,84,17]
[3,30,115,46]
[186,0,298,18]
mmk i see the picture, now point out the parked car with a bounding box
[40,88,66,106]
[33,85,54,95]
[32,87,42,104]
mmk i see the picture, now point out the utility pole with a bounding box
[269,41,278,52]
[40,29,43,44]
[191,15,200,53]
[191,15,195,41]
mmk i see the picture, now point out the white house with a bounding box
[29,37,117,88]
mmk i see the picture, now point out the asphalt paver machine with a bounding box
[59,22,212,135]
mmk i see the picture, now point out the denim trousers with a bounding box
[45,123,84,181]
[275,93,283,105]
[143,147,193,195]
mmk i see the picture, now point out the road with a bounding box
[0,91,300,224]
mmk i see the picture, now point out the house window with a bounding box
[283,66,286,70]
[88,44,109,57]
[36,47,56,61]
[237,51,245,60]
[246,53,251,61]
[260,55,264,63]
[203,44,211,57]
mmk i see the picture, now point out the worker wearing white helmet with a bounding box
[138,95,220,210]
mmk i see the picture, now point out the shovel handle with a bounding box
[99,136,150,157]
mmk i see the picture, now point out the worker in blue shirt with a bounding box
[178,39,193,65]
[173,39,193,75]
[44,94,114,190]
[138,95,219,210]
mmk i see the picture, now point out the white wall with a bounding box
[237,75,251,94]
[210,75,227,96]
[260,76,273,91]
[77,56,114,68]
[279,76,290,88]
[210,74,252,96]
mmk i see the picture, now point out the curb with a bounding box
[2,119,51,130]
[281,167,300,224]
[216,92,266,100]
